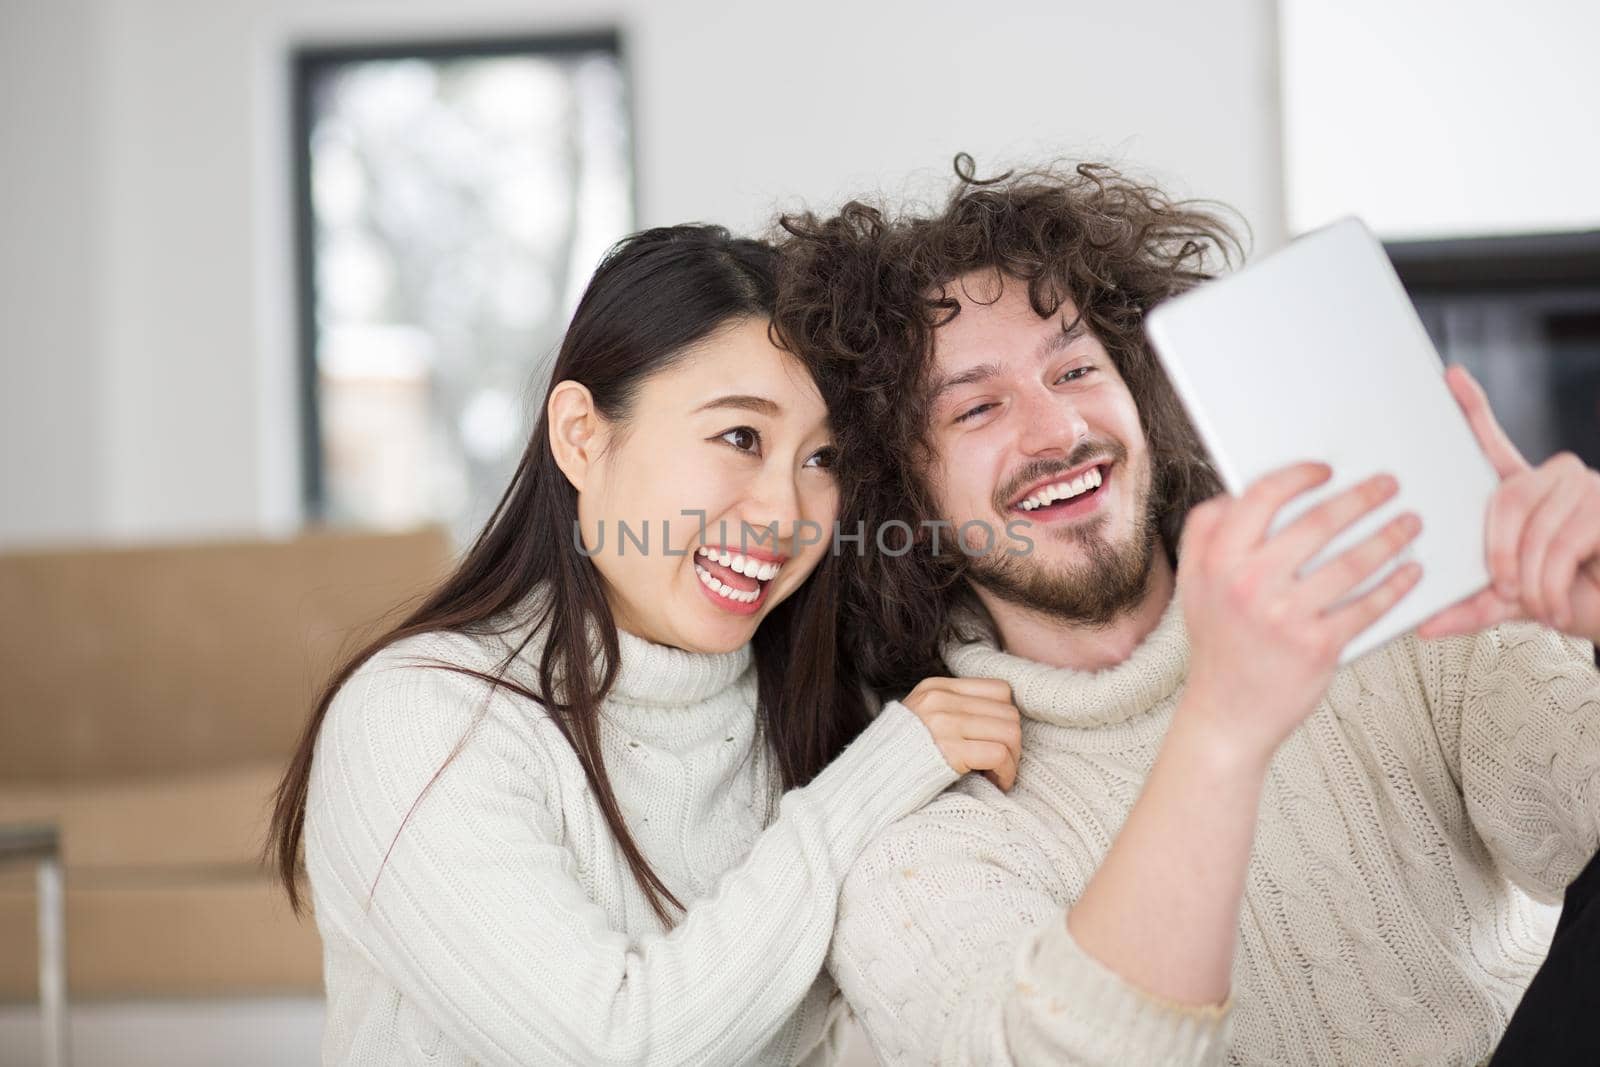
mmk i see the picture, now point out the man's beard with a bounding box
[968,462,1161,629]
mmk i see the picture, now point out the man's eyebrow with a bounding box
[931,362,1004,401]
[933,318,1089,401]
[1037,316,1089,361]
[692,394,782,417]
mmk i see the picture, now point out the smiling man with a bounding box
[937,300,1157,636]
[776,162,1600,1065]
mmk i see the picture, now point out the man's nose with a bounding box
[1014,387,1087,456]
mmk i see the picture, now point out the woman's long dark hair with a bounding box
[267,224,869,924]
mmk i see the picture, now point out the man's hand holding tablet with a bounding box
[1176,463,1424,768]
[1419,364,1600,646]
[1145,216,1599,661]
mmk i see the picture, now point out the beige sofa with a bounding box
[0,526,452,1000]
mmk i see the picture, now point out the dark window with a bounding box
[1388,231,1600,471]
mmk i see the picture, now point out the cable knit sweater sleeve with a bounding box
[830,785,1230,1066]
[1409,625,1600,902]
[305,651,956,1066]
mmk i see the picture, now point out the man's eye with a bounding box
[955,402,996,424]
[718,427,760,453]
[1056,367,1093,384]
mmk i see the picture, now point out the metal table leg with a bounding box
[37,853,69,1067]
[0,826,70,1067]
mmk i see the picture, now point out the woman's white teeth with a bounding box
[695,564,761,604]
[1018,467,1103,511]
[692,545,784,605]
[694,546,782,581]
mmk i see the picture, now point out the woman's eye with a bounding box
[718,426,761,454]
[1056,366,1093,384]
[804,446,837,470]
[954,402,996,424]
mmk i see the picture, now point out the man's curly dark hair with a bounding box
[774,156,1245,696]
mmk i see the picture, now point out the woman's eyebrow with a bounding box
[693,394,782,416]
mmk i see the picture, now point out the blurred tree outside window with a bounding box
[293,35,633,545]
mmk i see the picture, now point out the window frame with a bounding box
[290,29,632,520]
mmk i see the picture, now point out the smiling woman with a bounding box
[548,316,839,645]
[263,224,1022,1065]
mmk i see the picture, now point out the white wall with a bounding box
[1281,0,1600,238]
[0,0,1285,550]
[0,0,106,546]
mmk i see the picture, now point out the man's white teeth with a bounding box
[694,564,761,604]
[694,546,782,580]
[1017,466,1103,511]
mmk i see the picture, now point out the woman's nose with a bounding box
[738,463,807,544]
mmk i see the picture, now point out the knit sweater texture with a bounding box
[829,594,1600,1065]
[304,598,957,1065]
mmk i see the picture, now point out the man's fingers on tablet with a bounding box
[1542,527,1582,634]
[1298,510,1422,611]
[1447,365,1528,479]
[1179,495,1227,561]
[1487,470,1551,602]
[1576,558,1600,640]
[1225,462,1334,553]
[1518,463,1585,624]
[1270,472,1401,574]
[1536,472,1600,632]
[1327,561,1423,644]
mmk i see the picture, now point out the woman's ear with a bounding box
[548,380,604,492]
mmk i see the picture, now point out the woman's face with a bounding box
[557,317,839,654]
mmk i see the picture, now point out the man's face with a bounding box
[923,271,1160,626]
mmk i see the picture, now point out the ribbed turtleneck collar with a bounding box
[493,586,754,710]
[609,626,753,708]
[941,593,1190,728]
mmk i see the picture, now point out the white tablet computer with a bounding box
[1143,216,1498,662]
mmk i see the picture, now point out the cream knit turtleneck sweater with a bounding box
[829,595,1600,1066]
[304,600,956,1066]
